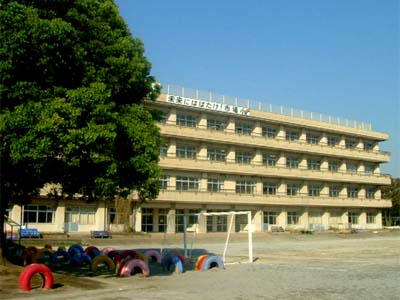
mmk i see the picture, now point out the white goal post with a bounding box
[161,211,254,263]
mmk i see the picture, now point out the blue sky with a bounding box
[116,0,399,177]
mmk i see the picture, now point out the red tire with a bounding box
[120,250,137,260]
[19,263,53,291]
[195,255,209,271]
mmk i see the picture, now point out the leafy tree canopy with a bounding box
[0,0,162,209]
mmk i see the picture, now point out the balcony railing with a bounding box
[162,84,374,131]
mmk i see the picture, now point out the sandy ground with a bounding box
[1,229,399,300]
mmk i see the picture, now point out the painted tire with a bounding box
[52,250,71,264]
[195,255,209,271]
[201,255,224,271]
[120,250,137,260]
[90,255,116,272]
[68,244,84,257]
[36,249,53,265]
[108,250,122,265]
[70,253,92,265]
[144,249,162,264]
[119,259,150,277]
[85,246,101,258]
[134,252,149,264]
[100,247,115,256]
[23,247,38,266]
[169,252,186,265]
[19,263,53,291]
[162,255,184,273]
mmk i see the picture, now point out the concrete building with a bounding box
[7,85,392,234]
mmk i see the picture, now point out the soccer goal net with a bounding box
[160,211,254,264]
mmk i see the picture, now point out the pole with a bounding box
[183,213,188,257]
[223,212,235,262]
[248,211,253,263]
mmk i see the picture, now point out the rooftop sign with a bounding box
[167,94,250,116]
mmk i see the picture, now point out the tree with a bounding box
[0,0,161,261]
[382,178,400,226]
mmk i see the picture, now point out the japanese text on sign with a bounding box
[167,95,250,116]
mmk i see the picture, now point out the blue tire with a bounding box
[68,244,84,257]
[52,250,71,264]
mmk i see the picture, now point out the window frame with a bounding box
[235,180,256,194]
[176,144,197,159]
[176,113,197,127]
[176,176,200,191]
[207,178,224,192]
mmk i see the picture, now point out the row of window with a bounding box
[159,175,378,198]
[163,144,377,174]
[167,113,378,151]
[264,211,376,225]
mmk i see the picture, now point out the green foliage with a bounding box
[0,0,161,209]
[383,178,400,218]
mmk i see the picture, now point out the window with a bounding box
[364,142,374,151]
[177,114,197,127]
[329,186,341,198]
[208,178,224,192]
[66,207,95,225]
[207,119,225,131]
[347,187,359,198]
[348,212,358,224]
[236,180,256,194]
[24,205,54,224]
[328,161,339,172]
[236,151,253,164]
[366,188,375,199]
[159,175,170,190]
[263,153,277,167]
[345,139,357,149]
[235,122,253,135]
[263,182,277,195]
[287,212,299,225]
[307,133,320,144]
[263,212,277,225]
[308,186,320,197]
[287,184,299,196]
[346,163,357,173]
[328,136,339,147]
[307,159,321,170]
[329,212,342,225]
[141,208,153,232]
[159,143,168,157]
[367,212,376,224]
[207,148,226,161]
[262,127,277,138]
[365,165,375,174]
[176,176,199,191]
[286,130,299,141]
[286,157,299,169]
[176,145,197,159]
[159,111,168,123]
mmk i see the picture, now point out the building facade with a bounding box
[7,86,392,233]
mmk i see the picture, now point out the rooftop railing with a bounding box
[161,84,373,131]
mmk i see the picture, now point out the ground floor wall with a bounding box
[5,198,384,234]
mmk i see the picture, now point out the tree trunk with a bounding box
[0,196,8,265]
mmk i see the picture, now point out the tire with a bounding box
[107,250,121,265]
[52,250,71,264]
[119,259,150,277]
[68,244,84,257]
[19,263,53,291]
[169,252,186,265]
[23,247,38,266]
[120,250,137,260]
[134,252,149,264]
[195,255,209,271]
[100,247,115,256]
[90,255,116,272]
[144,249,162,264]
[84,246,100,258]
[36,249,53,265]
[161,255,184,273]
[201,255,224,271]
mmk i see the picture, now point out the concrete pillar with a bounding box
[299,156,307,169]
[357,138,364,150]
[301,211,308,229]
[373,143,380,151]
[227,146,235,163]
[277,152,286,168]
[253,121,262,136]
[300,182,308,196]
[321,157,329,171]
[256,181,263,195]
[226,117,235,133]
[55,201,66,232]
[133,207,142,232]
[168,139,176,157]
[200,177,208,192]
[277,125,285,140]
[374,165,381,175]
[167,208,176,233]
[321,184,329,197]
[198,209,208,233]
[320,133,328,146]
[10,204,22,225]
[167,108,176,124]
[277,180,286,196]
[198,143,207,160]
[253,149,263,165]
[199,113,207,129]
[225,179,236,193]
[359,211,367,229]
[279,211,287,228]
[339,160,347,172]
[340,186,347,198]
[359,186,366,199]
[253,210,263,232]
[322,211,329,229]
[339,136,346,148]
[376,211,383,228]
[375,189,382,200]
[96,201,106,231]
[299,129,307,143]
[358,163,365,174]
